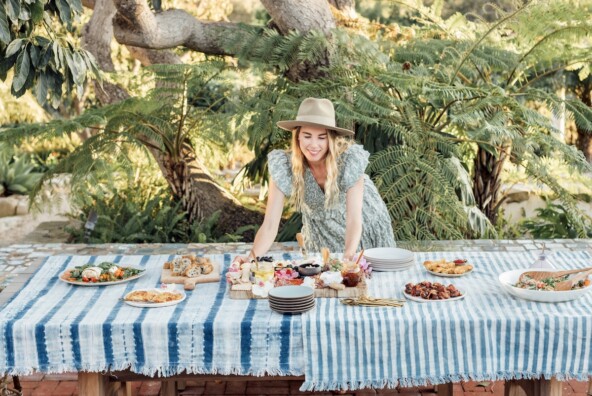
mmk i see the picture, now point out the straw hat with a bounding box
[277,98,354,136]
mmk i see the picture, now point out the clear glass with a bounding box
[530,249,554,270]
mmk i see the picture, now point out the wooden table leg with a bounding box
[160,380,177,396]
[436,383,453,396]
[79,372,125,396]
[505,377,562,396]
[79,372,109,396]
[587,377,591,395]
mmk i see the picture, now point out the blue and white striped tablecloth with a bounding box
[0,254,304,377]
[300,250,592,391]
[1,251,591,392]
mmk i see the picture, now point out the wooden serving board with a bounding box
[161,262,221,290]
[229,278,367,299]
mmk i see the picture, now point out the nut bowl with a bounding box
[297,262,322,276]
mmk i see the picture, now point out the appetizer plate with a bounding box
[403,288,466,303]
[60,267,145,286]
[123,288,186,308]
[425,268,473,278]
[498,269,592,303]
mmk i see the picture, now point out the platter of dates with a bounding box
[404,281,465,302]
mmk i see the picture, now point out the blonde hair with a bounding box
[290,127,353,210]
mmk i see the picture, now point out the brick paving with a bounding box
[4,375,591,395]
[1,237,592,395]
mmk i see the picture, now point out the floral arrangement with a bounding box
[353,253,372,278]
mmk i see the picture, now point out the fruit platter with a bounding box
[60,262,145,286]
[227,254,369,299]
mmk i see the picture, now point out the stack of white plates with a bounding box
[364,247,415,272]
[268,286,315,314]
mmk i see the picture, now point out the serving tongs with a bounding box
[554,268,592,291]
[518,266,592,283]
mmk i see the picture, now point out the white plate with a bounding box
[60,266,145,286]
[268,296,314,304]
[268,286,314,299]
[425,268,473,278]
[372,265,415,272]
[364,248,414,261]
[123,288,186,308]
[403,288,466,303]
[498,269,592,303]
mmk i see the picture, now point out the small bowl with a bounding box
[297,263,322,276]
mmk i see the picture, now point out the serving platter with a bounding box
[229,277,367,299]
[498,269,592,303]
[425,268,473,278]
[60,267,145,286]
[123,288,186,308]
[403,288,466,303]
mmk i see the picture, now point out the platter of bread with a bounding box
[161,255,221,290]
[423,258,473,277]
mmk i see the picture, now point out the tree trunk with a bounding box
[574,79,592,162]
[153,144,263,237]
[473,145,510,225]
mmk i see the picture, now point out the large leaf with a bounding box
[12,48,31,92]
[0,54,17,80]
[0,5,10,44]
[5,0,21,24]
[67,0,83,14]
[55,0,72,28]
[35,71,49,104]
[29,44,40,67]
[30,0,44,24]
[5,38,24,57]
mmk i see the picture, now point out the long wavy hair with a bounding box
[290,127,353,210]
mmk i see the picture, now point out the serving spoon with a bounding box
[554,268,592,291]
[518,266,592,283]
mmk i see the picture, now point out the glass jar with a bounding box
[253,262,275,283]
[341,269,362,287]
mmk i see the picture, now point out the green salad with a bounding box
[62,262,144,283]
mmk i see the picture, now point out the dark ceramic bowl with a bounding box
[297,263,322,276]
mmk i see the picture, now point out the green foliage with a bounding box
[519,200,592,239]
[68,183,258,244]
[0,61,239,202]
[0,148,43,197]
[0,0,100,105]
[226,0,592,241]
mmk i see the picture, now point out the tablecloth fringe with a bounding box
[298,371,592,392]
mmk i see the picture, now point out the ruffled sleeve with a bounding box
[339,144,370,191]
[267,150,293,197]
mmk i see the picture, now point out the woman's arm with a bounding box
[233,180,285,264]
[344,176,364,260]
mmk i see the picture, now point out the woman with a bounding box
[236,98,395,263]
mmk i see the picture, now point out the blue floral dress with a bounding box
[267,144,396,253]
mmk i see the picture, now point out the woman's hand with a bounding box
[232,255,250,266]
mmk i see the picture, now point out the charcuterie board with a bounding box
[229,278,367,299]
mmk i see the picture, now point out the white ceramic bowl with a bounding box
[498,269,592,303]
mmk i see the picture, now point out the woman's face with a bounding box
[298,126,329,164]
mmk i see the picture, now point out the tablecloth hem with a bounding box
[298,371,592,392]
[1,364,305,379]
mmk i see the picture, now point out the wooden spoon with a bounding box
[554,268,592,291]
[321,247,330,265]
[518,267,592,283]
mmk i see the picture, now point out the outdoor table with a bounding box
[1,251,591,396]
